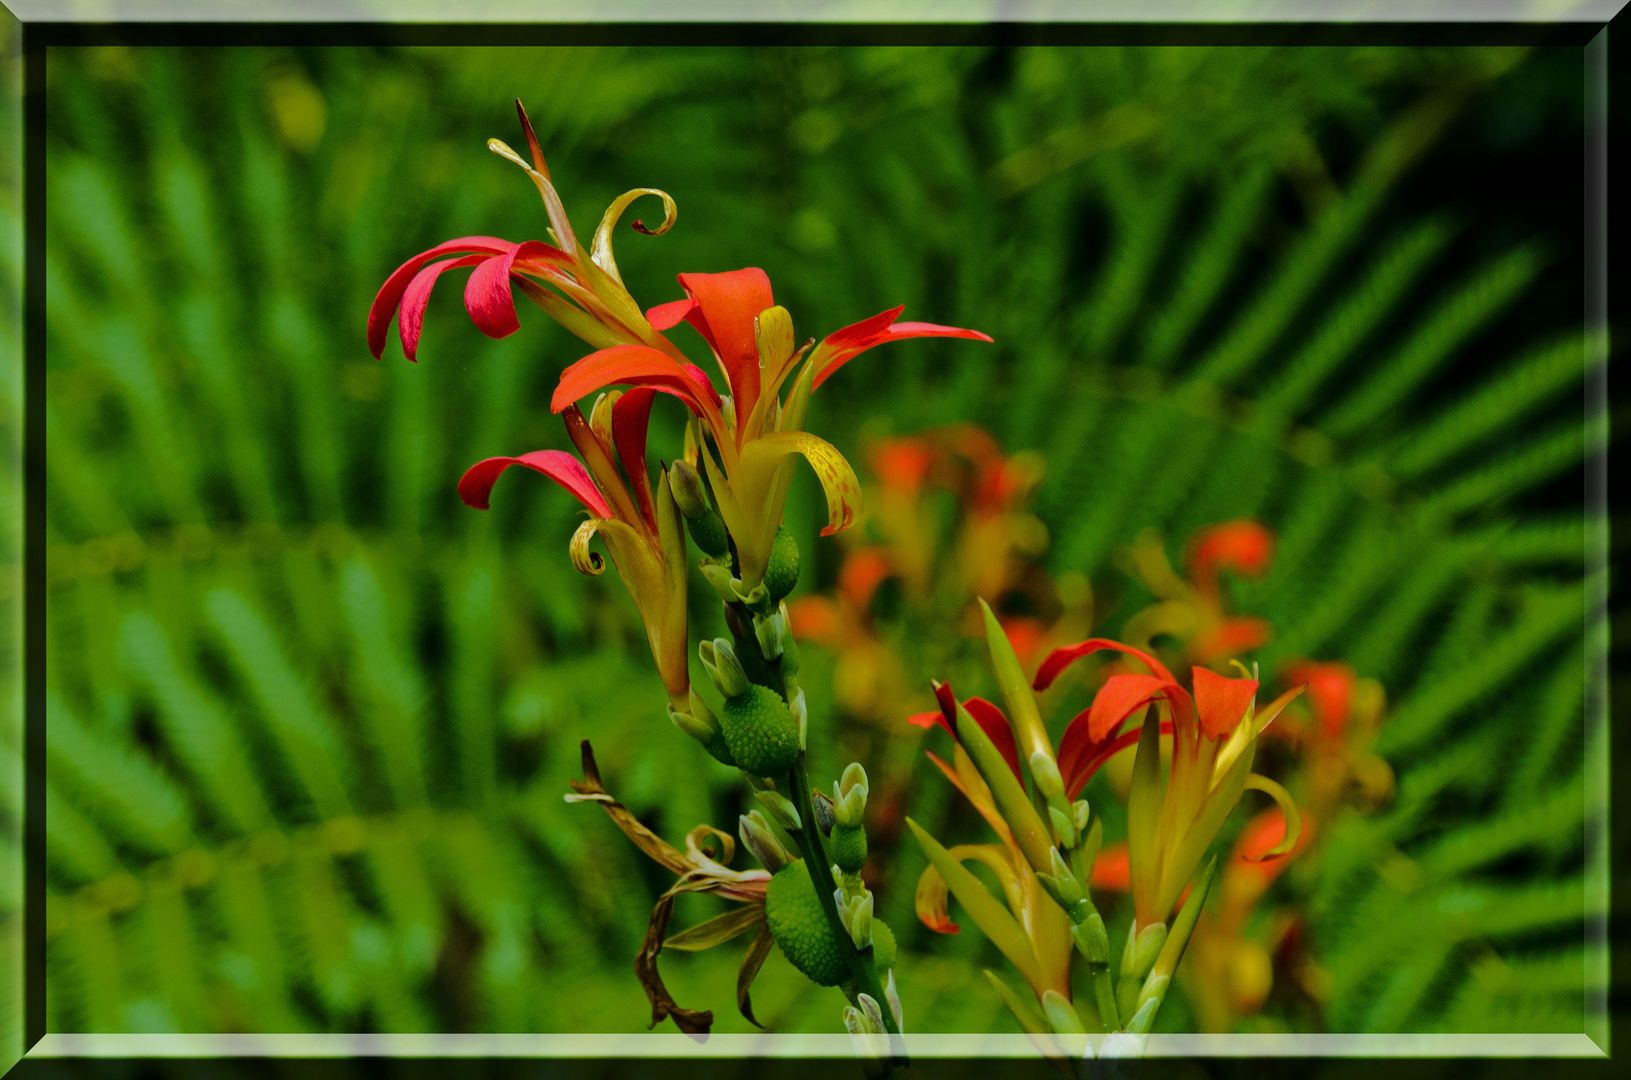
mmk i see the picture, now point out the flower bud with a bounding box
[812,789,836,836]
[1125,995,1160,1036]
[1136,974,1170,1017]
[754,610,787,661]
[844,1006,889,1078]
[668,705,716,744]
[754,789,802,832]
[885,970,904,1032]
[1121,921,1168,982]
[840,890,874,951]
[858,992,885,1036]
[701,638,750,699]
[669,459,710,519]
[1030,751,1065,802]
[789,686,808,750]
[832,765,869,827]
[1036,847,1088,921]
[1073,799,1091,834]
[1048,805,1077,850]
[670,460,731,557]
[739,811,792,873]
[1041,990,1084,1036]
[700,562,743,603]
[843,1005,867,1036]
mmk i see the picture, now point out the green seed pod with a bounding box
[765,526,800,602]
[765,861,848,987]
[687,512,731,558]
[718,685,801,777]
[830,823,868,873]
[703,729,737,768]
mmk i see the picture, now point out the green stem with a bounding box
[1090,964,1120,1033]
[786,756,904,1044]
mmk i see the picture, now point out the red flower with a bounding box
[459,396,692,712]
[1034,638,1305,929]
[550,269,991,590]
[367,101,686,365]
[907,680,1023,782]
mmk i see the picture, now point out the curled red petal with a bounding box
[464,240,557,341]
[367,236,513,359]
[612,387,659,533]
[1082,673,1172,744]
[551,344,718,428]
[458,450,610,516]
[1032,638,1177,691]
[397,254,487,362]
[1193,666,1259,741]
[919,683,1022,783]
[647,298,699,331]
[812,307,994,389]
[929,680,959,742]
[677,269,774,416]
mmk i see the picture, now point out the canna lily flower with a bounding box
[1031,638,1305,935]
[1119,521,1276,667]
[367,100,686,364]
[550,271,991,591]
[863,424,1048,604]
[458,393,692,713]
[1280,659,1394,819]
[566,741,773,1036]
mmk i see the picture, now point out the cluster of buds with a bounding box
[368,101,990,1059]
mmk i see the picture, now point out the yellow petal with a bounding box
[1241,774,1301,859]
[591,187,677,286]
[739,431,860,537]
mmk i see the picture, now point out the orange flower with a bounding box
[1120,520,1276,668]
[1033,639,1304,932]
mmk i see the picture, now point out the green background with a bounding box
[2,39,1610,1062]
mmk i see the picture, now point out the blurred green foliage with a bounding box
[2,40,1606,1058]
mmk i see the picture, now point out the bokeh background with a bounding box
[1,39,1612,1062]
